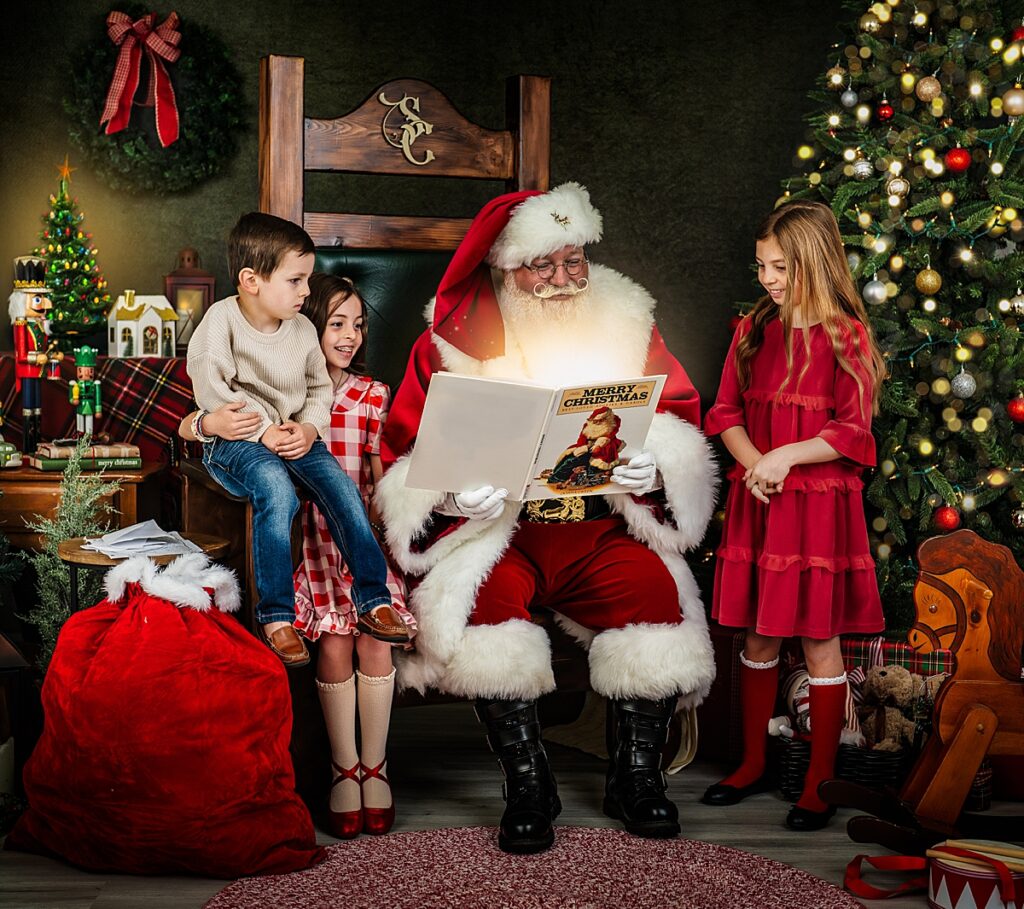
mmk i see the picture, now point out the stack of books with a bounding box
[29,441,142,471]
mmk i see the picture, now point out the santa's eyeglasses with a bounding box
[522,256,589,281]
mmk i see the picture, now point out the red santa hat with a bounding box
[432,182,603,360]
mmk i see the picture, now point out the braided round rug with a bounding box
[204,826,860,909]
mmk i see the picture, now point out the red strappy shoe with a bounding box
[361,759,395,835]
[328,761,363,839]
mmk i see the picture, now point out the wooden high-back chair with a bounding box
[257,55,550,390]
[259,54,550,246]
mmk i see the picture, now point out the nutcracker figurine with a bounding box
[9,256,63,453]
[68,346,102,438]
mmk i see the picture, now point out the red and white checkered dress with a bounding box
[293,374,414,640]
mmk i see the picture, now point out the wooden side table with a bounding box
[57,533,231,612]
[0,464,165,551]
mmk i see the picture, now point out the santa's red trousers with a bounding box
[469,517,682,629]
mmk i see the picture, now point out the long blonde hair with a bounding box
[735,200,886,414]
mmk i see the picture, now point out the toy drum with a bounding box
[928,844,1024,909]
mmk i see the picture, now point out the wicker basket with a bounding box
[773,738,913,801]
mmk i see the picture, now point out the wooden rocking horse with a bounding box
[821,529,1024,854]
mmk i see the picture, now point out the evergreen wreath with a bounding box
[63,6,245,195]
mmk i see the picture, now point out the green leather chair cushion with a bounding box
[314,248,452,391]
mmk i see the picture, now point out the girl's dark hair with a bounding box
[301,272,370,376]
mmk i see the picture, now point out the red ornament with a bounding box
[729,314,744,332]
[945,147,972,174]
[933,505,961,531]
[1012,26,1024,41]
[1008,395,1024,423]
[877,102,895,121]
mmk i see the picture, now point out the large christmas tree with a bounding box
[35,156,111,350]
[772,0,1024,632]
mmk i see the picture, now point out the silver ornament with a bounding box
[1011,293,1024,314]
[847,251,862,271]
[841,88,859,108]
[853,159,874,181]
[862,279,888,305]
[1012,507,1024,530]
[950,370,977,398]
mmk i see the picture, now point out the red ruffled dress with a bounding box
[704,317,884,639]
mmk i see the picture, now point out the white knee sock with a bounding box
[357,669,396,810]
[318,675,360,814]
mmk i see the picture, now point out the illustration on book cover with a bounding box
[532,380,659,497]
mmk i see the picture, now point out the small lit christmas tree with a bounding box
[762,0,1024,632]
[35,156,111,350]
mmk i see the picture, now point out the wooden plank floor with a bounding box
[0,701,979,908]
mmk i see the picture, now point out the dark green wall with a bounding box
[1,0,845,403]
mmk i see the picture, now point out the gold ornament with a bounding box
[915,267,942,295]
[826,65,846,89]
[885,175,910,197]
[1003,86,1024,117]
[916,75,942,102]
[860,11,882,33]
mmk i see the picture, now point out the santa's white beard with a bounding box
[497,272,634,385]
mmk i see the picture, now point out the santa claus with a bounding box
[378,183,717,853]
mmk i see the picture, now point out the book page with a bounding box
[523,375,667,501]
[405,373,555,498]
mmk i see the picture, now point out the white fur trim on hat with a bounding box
[488,182,603,271]
[103,553,241,613]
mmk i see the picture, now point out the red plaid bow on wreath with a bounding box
[99,10,182,147]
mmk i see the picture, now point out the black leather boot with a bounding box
[603,696,681,838]
[475,697,561,854]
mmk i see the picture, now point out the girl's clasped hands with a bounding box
[743,446,793,504]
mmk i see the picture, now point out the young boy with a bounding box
[186,212,409,666]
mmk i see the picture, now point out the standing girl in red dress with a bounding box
[292,273,415,839]
[701,200,886,830]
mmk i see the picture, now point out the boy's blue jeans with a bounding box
[202,437,392,625]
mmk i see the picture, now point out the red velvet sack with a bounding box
[7,554,326,878]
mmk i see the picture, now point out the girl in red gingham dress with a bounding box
[292,273,415,840]
[700,201,886,832]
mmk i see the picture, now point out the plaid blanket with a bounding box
[1,353,195,463]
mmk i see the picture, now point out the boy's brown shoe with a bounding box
[259,624,310,667]
[356,605,411,645]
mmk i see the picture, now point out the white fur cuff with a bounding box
[437,620,556,700]
[588,621,715,704]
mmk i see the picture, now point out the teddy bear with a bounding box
[857,664,919,752]
[546,405,626,490]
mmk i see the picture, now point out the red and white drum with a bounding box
[929,851,1024,909]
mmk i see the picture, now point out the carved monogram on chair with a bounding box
[378,92,436,166]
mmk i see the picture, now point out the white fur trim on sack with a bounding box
[103,553,241,613]
[487,182,604,271]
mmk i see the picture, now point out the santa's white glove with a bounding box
[440,485,508,521]
[610,450,658,496]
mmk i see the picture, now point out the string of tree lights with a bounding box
[762,0,1024,631]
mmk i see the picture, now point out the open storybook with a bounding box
[405,373,667,501]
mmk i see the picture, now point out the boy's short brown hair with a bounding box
[227,212,315,285]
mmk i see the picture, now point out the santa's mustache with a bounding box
[532,277,589,299]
